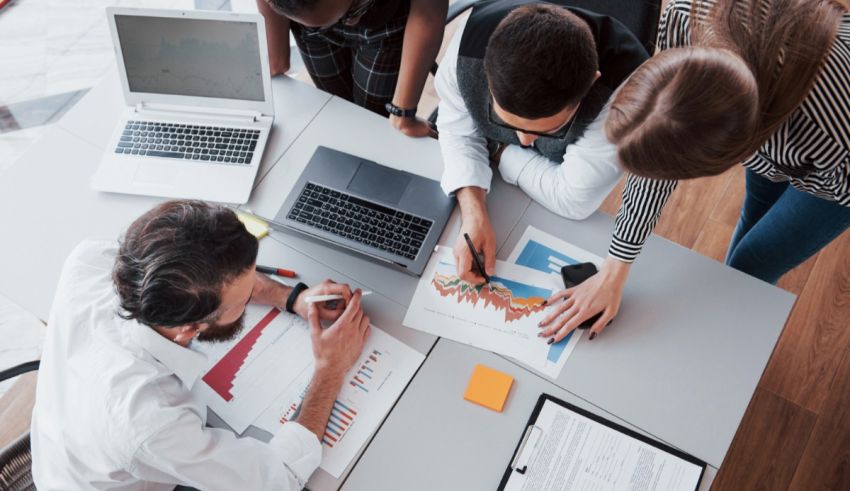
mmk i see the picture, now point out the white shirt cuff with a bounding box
[498,145,534,185]
[269,422,322,485]
[440,162,493,196]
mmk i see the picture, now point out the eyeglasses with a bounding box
[487,99,579,141]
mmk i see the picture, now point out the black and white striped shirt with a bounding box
[609,0,850,262]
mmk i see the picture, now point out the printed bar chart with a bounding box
[507,227,605,377]
[201,308,281,402]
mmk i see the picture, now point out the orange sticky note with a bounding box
[464,364,514,412]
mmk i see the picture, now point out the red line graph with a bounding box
[202,308,281,401]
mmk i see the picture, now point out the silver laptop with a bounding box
[275,147,455,276]
[92,7,274,204]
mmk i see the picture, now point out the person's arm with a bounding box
[389,0,448,138]
[257,0,292,76]
[296,291,370,439]
[536,0,690,342]
[251,273,352,322]
[497,105,624,220]
[538,175,677,342]
[435,15,491,197]
[452,186,497,284]
[433,16,497,283]
[133,405,322,490]
[130,294,369,490]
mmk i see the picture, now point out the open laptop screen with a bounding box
[114,15,264,102]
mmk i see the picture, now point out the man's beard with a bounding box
[196,312,246,343]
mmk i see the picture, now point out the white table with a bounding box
[0,69,795,490]
[0,66,330,320]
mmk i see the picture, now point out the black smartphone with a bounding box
[560,263,602,330]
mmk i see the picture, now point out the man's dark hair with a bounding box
[484,4,599,119]
[265,0,321,16]
[112,200,259,329]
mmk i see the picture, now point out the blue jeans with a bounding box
[725,169,850,284]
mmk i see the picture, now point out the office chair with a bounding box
[428,0,663,125]
[0,360,40,491]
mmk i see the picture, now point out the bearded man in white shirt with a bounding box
[30,200,371,490]
[437,1,648,282]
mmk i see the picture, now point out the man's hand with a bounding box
[296,290,370,441]
[292,279,352,322]
[538,257,631,342]
[454,187,496,284]
[308,289,370,377]
[390,115,438,139]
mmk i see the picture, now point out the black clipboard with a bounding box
[498,393,707,490]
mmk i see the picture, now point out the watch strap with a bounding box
[285,282,309,314]
[385,102,417,118]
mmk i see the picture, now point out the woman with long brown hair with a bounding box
[539,0,850,342]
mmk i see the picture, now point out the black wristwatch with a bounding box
[385,102,417,118]
[285,282,309,314]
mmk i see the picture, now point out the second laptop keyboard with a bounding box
[114,120,260,164]
[288,183,433,260]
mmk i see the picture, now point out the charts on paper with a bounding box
[191,305,424,478]
[507,227,604,378]
[404,247,557,365]
[253,334,423,477]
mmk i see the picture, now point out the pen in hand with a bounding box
[305,291,373,310]
[463,232,491,283]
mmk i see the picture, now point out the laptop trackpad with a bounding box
[346,162,410,205]
[134,162,180,185]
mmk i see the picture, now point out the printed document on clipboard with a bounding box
[499,394,706,491]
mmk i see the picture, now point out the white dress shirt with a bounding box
[436,16,624,220]
[31,240,322,491]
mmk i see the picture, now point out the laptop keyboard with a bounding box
[287,183,433,260]
[114,120,260,164]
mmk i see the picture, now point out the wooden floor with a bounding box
[599,170,850,490]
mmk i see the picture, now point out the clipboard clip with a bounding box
[510,424,542,475]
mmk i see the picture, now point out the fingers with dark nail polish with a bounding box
[589,332,597,341]
[547,338,554,345]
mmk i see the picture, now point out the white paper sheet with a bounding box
[191,305,424,477]
[503,399,704,491]
[403,246,559,367]
[506,227,605,378]
[252,328,423,477]
[192,307,314,433]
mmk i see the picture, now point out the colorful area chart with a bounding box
[403,247,555,366]
[431,268,549,322]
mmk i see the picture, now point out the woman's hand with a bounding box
[539,257,631,342]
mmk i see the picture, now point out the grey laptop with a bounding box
[275,146,455,276]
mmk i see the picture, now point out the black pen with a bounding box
[463,232,491,283]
